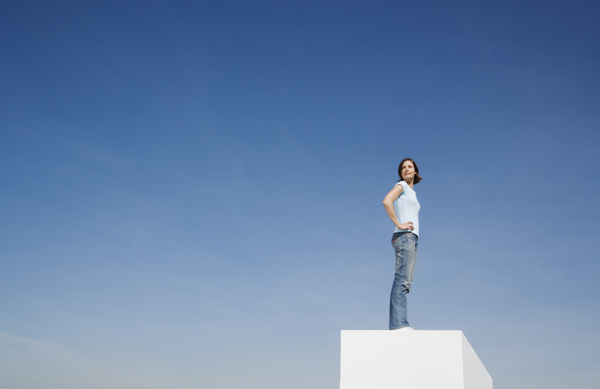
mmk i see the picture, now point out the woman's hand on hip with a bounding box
[398,222,414,231]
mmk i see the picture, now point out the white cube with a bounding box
[340,330,492,389]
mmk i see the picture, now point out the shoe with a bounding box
[392,326,413,331]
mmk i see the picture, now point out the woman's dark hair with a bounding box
[398,158,422,184]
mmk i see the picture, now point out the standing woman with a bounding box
[382,158,422,331]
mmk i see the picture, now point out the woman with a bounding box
[382,158,422,331]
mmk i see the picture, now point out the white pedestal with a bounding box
[340,330,492,389]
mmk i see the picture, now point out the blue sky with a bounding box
[1,1,599,388]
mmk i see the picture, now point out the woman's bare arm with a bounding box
[383,185,414,231]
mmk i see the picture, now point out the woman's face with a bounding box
[401,161,415,181]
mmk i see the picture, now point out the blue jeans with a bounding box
[389,231,418,330]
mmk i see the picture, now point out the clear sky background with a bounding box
[1,1,599,388]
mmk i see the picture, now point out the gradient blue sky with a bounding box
[1,1,599,388]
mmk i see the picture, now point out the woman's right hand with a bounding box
[398,221,414,231]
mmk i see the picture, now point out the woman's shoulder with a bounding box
[395,180,409,189]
